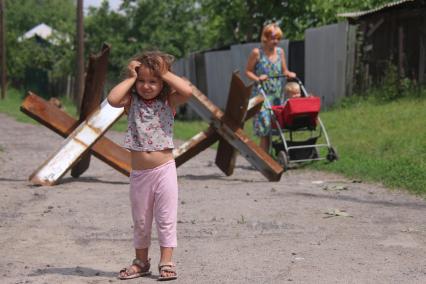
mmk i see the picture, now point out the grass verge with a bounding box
[308,96,426,195]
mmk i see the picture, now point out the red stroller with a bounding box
[257,77,338,170]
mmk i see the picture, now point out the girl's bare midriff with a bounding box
[131,149,174,170]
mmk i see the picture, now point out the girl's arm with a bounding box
[107,60,140,108]
[107,77,134,108]
[280,49,296,78]
[163,71,193,109]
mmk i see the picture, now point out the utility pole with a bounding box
[0,0,6,99]
[74,0,84,110]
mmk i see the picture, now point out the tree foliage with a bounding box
[5,0,394,94]
[198,0,393,41]
[5,0,75,91]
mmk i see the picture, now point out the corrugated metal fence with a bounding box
[305,21,356,108]
[174,22,355,116]
[173,41,289,112]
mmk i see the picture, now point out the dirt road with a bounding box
[0,113,425,283]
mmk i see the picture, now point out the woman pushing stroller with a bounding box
[245,23,297,152]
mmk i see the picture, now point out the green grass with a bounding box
[0,89,38,123]
[308,96,426,195]
[1,88,425,195]
[0,89,77,124]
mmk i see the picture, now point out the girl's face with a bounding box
[135,66,164,100]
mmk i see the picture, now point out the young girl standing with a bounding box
[107,51,192,281]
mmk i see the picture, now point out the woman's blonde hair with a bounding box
[126,50,175,101]
[261,23,283,44]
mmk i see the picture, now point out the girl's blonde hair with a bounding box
[261,23,283,44]
[127,50,175,101]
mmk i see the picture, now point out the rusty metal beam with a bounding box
[21,93,131,181]
[71,43,110,178]
[215,72,251,176]
[173,94,263,169]
[186,85,283,181]
[28,99,124,186]
[173,126,219,167]
[21,92,79,136]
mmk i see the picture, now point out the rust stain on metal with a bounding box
[86,121,102,135]
[73,137,89,148]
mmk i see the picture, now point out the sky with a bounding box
[83,0,123,12]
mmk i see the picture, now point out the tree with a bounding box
[0,0,6,99]
[200,0,289,46]
[5,0,75,94]
[4,0,395,93]
[75,0,84,107]
[199,0,394,43]
[85,0,206,83]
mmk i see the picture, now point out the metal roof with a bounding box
[22,23,55,40]
[19,23,69,44]
[337,0,416,18]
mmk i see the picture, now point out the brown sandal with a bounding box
[158,262,177,281]
[118,258,151,280]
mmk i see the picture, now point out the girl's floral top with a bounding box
[124,93,174,151]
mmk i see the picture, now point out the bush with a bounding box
[353,61,425,102]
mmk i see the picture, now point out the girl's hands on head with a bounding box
[127,60,141,78]
[154,56,170,78]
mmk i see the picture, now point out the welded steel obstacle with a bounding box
[175,73,283,181]
[21,46,284,186]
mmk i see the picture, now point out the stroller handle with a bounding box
[268,75,303,85]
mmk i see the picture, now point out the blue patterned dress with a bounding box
[252,47,284,136]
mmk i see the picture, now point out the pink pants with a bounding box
[129,160,178,249]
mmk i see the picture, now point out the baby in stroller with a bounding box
[268,79,338,168]
[255,77,338,168]
[272,80,318,131]
[284,81,301,100]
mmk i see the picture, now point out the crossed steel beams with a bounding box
[176,73,283,181]
[21,48,283,185]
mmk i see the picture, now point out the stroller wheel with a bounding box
[277,151,289,170]
[326,147,339,162]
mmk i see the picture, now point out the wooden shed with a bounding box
[339,0,426,90]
